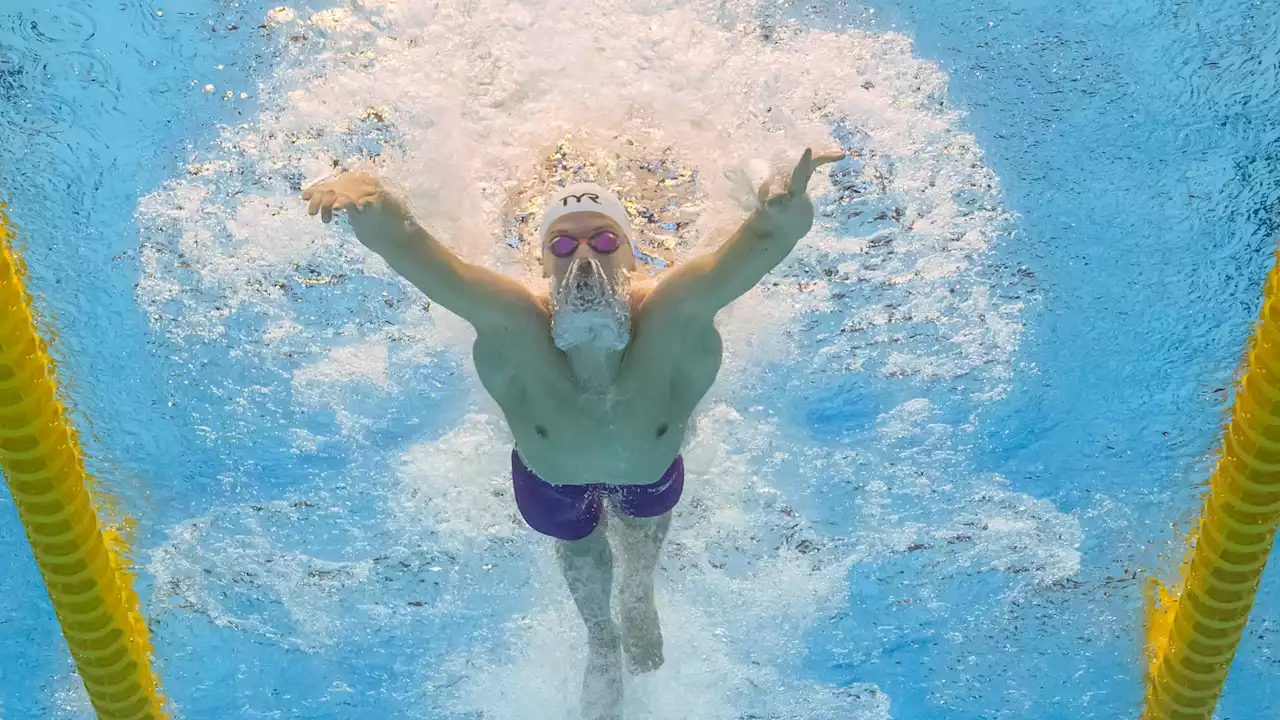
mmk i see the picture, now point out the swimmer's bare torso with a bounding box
[471,286,722,486]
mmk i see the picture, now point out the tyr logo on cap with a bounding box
[539,182,632,242]
[560,192,602,207]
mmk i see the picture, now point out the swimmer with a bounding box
[302,148,844,719]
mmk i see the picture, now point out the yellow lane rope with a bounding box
[0,204,168,718]
[1144,251,1280,719]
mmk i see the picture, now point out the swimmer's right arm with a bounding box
[302,172,541,333]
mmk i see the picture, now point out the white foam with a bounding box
[387,412,522,553]
[293,335,390,390]
[150,503,361,651]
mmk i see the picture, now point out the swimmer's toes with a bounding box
[621,609,665,674]
[625,644,664,675]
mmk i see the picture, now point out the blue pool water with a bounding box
[1,1,1277,718]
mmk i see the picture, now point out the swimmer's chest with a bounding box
[471,328,721,483]
[488,341,716,443]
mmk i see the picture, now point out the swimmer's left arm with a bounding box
[648,149,845,321]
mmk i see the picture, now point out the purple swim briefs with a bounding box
[511,450,684,541]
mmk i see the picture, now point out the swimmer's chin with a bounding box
[551,308,631,352]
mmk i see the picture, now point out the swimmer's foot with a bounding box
[583,629,623,720]
[620,586,664,674]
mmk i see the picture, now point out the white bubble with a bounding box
[267,6,296,24]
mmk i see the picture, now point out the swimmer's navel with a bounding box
[656,423,668,438]
[535,425,548,439]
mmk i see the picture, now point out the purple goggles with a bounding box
[545,230,623,258]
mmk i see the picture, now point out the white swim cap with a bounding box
[538,182,633,243]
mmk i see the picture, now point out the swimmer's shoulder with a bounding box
[629,281,722,386]
[471,294,557,385]
[634,276,717,339]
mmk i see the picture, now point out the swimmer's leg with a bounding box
[611,509,672,674]
[556,518,623,719]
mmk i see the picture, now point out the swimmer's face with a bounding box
[541,212,636,294]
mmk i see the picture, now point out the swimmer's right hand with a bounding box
[301,171,387,224]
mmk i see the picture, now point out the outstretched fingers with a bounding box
[788,148,814,198]
[301,178,333,202]
[319,189,338,223]
[305,173,380,221]
[788,148,847,198]
[307,189,326,217]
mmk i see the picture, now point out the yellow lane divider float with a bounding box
[1144,250,1280,719]
[0,204,168,718]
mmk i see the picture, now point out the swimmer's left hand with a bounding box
[751,148,847,243]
